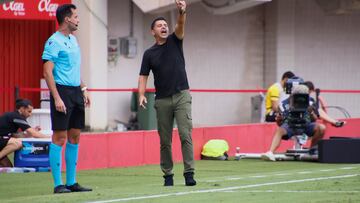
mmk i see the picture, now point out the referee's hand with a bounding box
[83,90,91,107]
[55,98,67,114]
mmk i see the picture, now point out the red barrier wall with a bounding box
[68,118,360,171]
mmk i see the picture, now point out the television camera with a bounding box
[283,77,319,131]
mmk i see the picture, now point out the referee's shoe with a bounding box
[54,185,71,194]
[66,183,92,192]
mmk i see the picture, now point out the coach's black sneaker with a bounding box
[54,185,71,194]
[184,172,196,186]
[163,174,174,186]
[66,183,92,192]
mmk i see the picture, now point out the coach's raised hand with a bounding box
[176,0,186,14]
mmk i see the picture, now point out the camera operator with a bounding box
[262,84,325,161]
[304,81,345,127]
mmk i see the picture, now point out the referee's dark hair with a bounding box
[15,99,32,110]
[56,4,77,25]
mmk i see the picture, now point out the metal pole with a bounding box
[14,85,19,101]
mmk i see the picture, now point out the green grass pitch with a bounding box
[1,159,359,203]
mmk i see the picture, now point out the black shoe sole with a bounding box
[69,189,93,192]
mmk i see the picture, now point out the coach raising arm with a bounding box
[138,0,196,186]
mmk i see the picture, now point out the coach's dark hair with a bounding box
[151,17,167,30]
[15,99,32,110]
[56,4,77,25]
[281,71,295,80]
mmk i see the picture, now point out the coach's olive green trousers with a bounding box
[154,90,195,176]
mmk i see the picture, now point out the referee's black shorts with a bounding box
[50,84,85,131]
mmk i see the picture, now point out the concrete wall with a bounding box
[74,0,108,130]
[183,3,265,126]
[106,0,144,129]
[294,0,360,119]
[264,0,278,87]
[264,0,297,86]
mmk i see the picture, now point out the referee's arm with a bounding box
[43,61,66,113]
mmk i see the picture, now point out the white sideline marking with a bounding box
[87,174,358,203]
[274,173,289,176]
[340,167,356,170]
[297,171,312,174]
[226,177,245,181]
[320,169,336,172]
[202,166,359,183]
[221,190,359,194]
[205,180,219,183]
[250,175,267,178]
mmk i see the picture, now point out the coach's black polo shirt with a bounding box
[140,33,189,99]
[0,111,31,137]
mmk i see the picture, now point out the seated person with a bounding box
[262,85,325,161]
[304,81,345,127]
[0,99,48,167]
[265,71,295,122]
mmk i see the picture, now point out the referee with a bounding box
[42,4,91,194]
